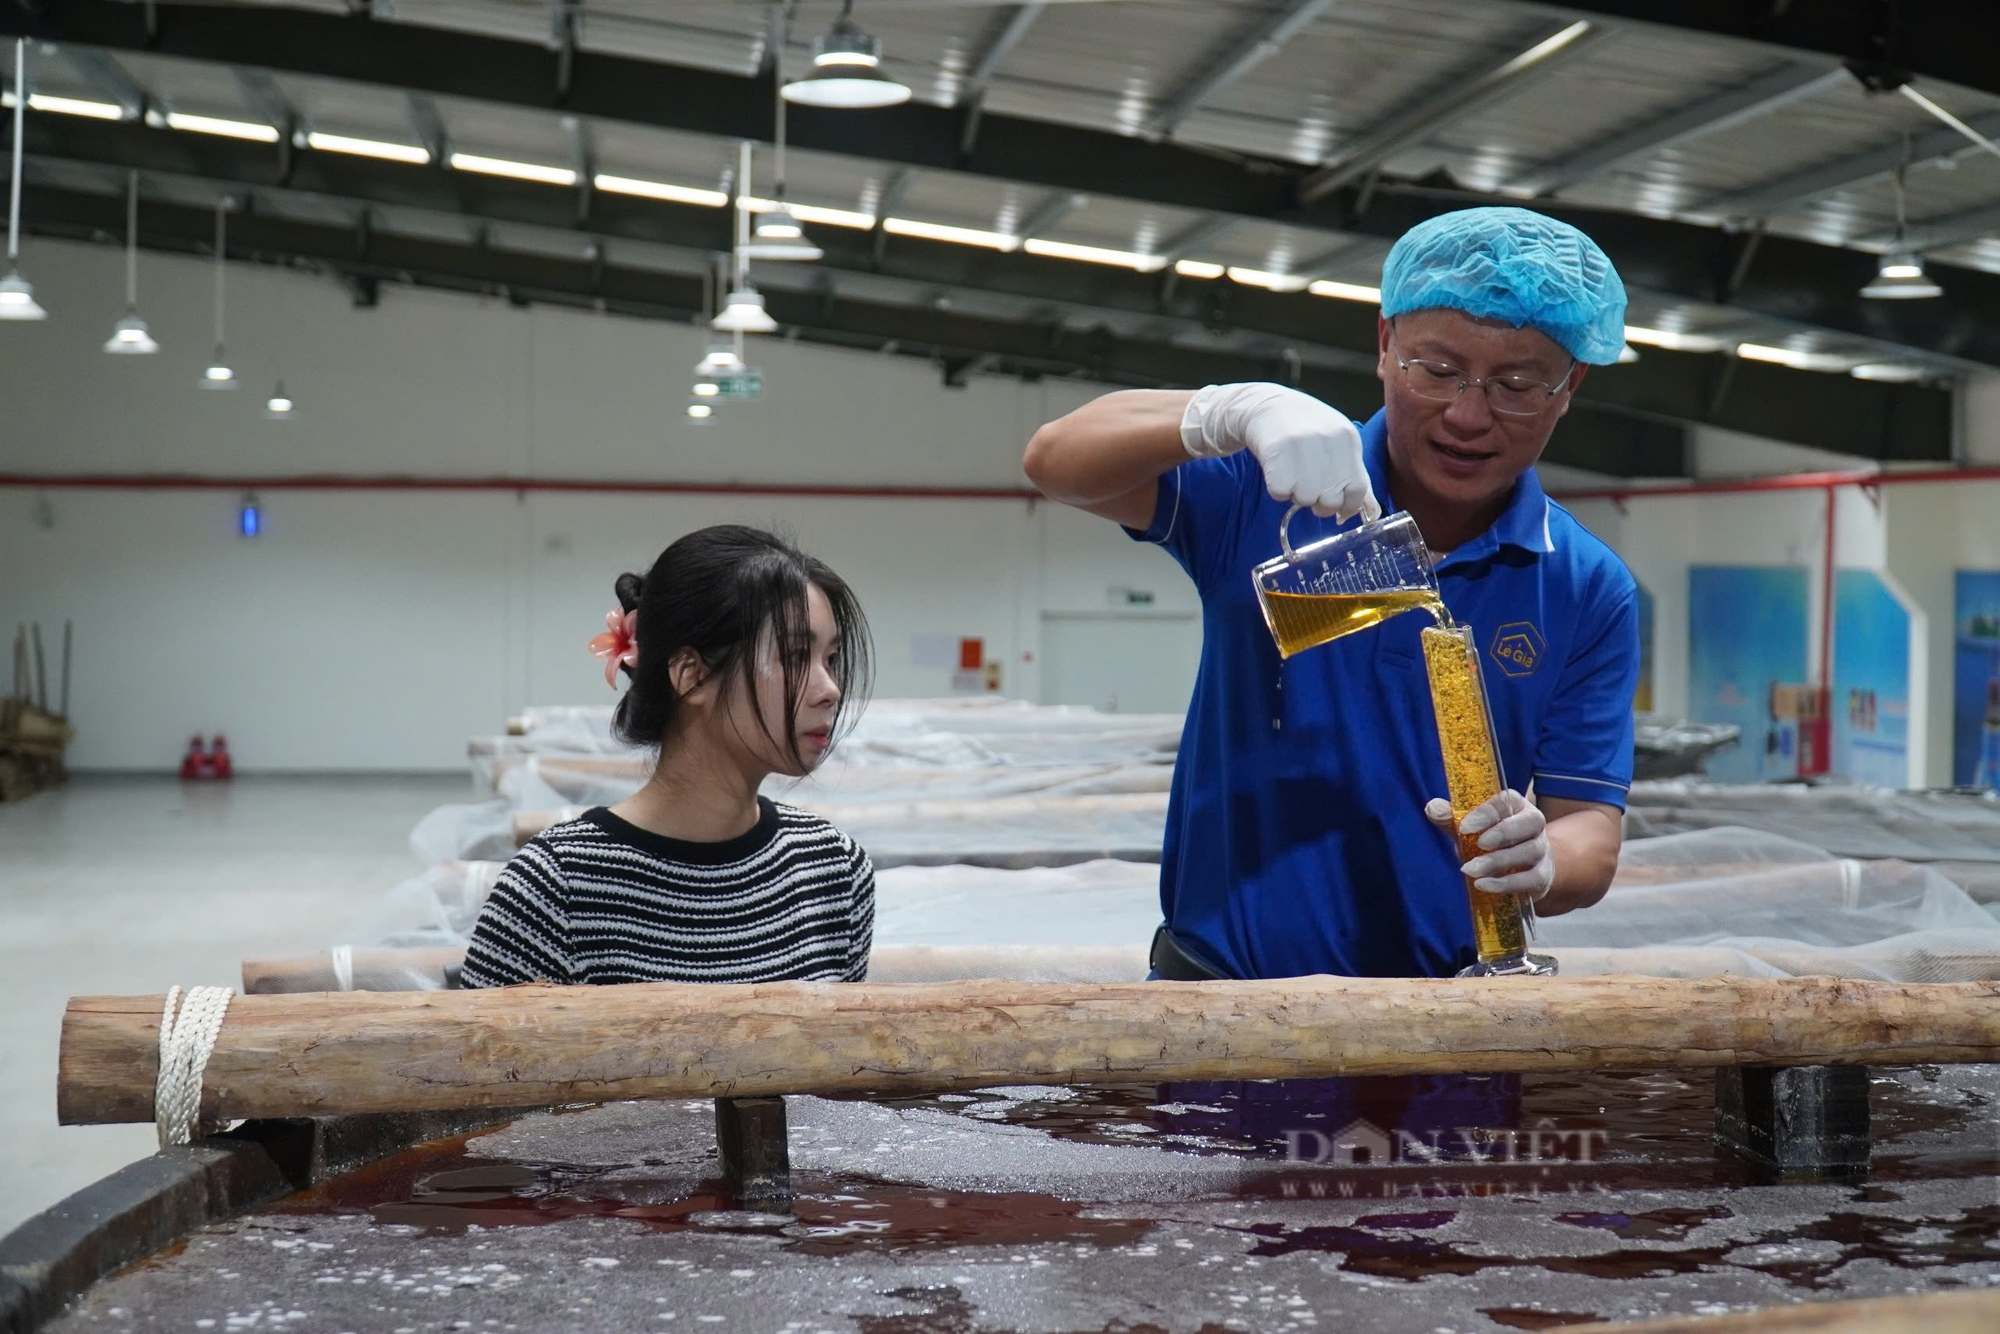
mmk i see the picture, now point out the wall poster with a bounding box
[1687,566,1808,784]
[1830,570,1912,790]
[1954,571,2000,790]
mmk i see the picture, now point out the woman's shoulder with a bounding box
[769,801,869,860]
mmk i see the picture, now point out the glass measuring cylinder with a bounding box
[1252,508,1443,660]
[1420,623,1557,978]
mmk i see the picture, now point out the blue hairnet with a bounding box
[1379,207,1628,365]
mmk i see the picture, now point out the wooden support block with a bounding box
[1715,1064,1871,1181]
[55,976,2000,1127]
[714,1097,792,1211]
[1567,1287,2000,1332]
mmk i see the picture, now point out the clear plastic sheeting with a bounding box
[806,792,1167,868]
[862,944,1149,983]
[831,698,1182,768]
[513,704,616,735]
[1631,715,1740,780]
[1627,780,2000,902]
[426,698,1187,866]
[472,697,1183,791]
[777,759,1175,804]
[1541,827,2000,981]
[335,860,504,950]
[241,947,468,994]
[324,832,2000,985]
[409,799,517,864]
[872,859,1163,948]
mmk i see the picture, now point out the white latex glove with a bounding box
[1180,383,1381,522]
[1424,790,1555,900]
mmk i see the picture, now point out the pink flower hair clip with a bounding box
[588,608,639,689]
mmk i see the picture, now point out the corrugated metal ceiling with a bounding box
[16,0,2000,378]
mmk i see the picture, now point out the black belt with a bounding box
[1149,924,1231,981]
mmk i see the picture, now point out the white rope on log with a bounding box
[155,985,233,1149]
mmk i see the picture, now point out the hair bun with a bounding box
[614,572,645,614]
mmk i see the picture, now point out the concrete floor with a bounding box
[0,773,466,1237]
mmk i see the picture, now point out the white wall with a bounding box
[1,238,1199,769]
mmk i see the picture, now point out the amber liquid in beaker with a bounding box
[1421,624,1530,964]
[1262,589,1445,659]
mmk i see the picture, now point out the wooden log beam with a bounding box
[1571,1288,2000,1332]
[58,976,2000,1127]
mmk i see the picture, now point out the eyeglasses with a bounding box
[1391,341,1576,418]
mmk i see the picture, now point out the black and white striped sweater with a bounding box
[460,799,874,987]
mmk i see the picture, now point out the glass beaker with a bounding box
[1420,623,1557,978]
[1252,507,1443,660]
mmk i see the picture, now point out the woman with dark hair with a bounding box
[461,525,877,987]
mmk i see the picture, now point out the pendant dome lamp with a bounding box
[199,198,237,388]
[781,1,911,109]
[1862,140,1942,301]
[264,381,296,420]
[743,68,822,262]
[712,140,779,334]
[0,39,48,321]
[103,170,159,353]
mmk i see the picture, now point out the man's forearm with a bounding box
[1537,802,1623,916]
[1023,388,1193,506]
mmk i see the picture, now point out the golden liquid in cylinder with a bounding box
[1421,624,1530,963]
[1261,589,1445,659]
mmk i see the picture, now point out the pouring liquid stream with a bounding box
[1256,583,1534,970]
[1250,509,1545,974]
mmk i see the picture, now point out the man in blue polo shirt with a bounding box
[1022,207,1637,980]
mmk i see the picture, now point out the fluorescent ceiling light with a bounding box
[1735,342,1852,372]
[1849,362,1928,383]
[686,402,715,419]
[165,112,279,143]
[1,91,124,120]
[308,132,431,165]
[1173,259,1225,280]
[787,202,874,230]
[449,153,577,187]
[1622,325,1727,354]
[0,269,47,320]
[1022,238,1167,271]
[1308,279,1382,304]
[595,173,728,207]
[740,194,874,229]
[712,286,778,334]
[103,312,158,355]
[882,217,1018,250]
[1617,344,1640,364]
[1228,266,1309,293]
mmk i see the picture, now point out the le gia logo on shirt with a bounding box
[1489,622,1545,677]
